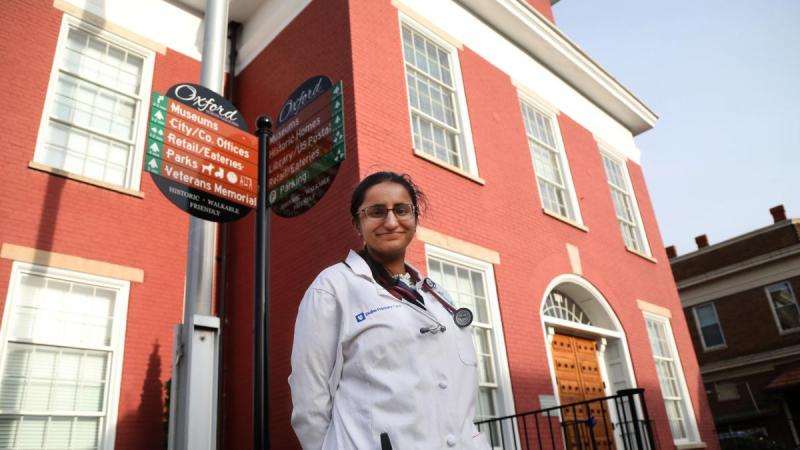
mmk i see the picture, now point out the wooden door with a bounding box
[551,333,616,450]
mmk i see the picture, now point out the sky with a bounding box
[552,0,800,256]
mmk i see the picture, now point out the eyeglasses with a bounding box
[358,203,416,220]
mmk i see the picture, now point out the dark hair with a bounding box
[350,171,427,223]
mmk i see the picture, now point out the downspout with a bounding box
[217,19,242,450]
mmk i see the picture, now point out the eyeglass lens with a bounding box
[364,204,414,219]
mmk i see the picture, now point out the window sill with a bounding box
[777,327,800,336]
[29,161,145,199]
[674,441,706,450]
[625,247,657,263]
[412,150,485,185]
[702,344,727,352]
[542,209,588,232]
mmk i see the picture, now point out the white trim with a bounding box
[765,281,800,335]
[398,14,480,177]
[598,145,652,256]
[676,244,800,291]
[453,0,656,135]
[519,94,584,226]
[678,251,800,307]
[383,0,646,162]
[33,14,155,191]
[236,0,313,73]
[539,273,639,395]
[423,245,516,419]
[541,316,622,339]
[642,312,701,445]
[56,0,202,60]
[539,274,639,450]
[691,302,727,351]
[0,261,130,450]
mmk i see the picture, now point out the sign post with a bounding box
[152,81,257,450]
[254,116,272,450]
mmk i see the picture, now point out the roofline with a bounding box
[670,219,800,263]
[455,0,658,135]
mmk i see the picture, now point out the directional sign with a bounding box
[269,76,346,218]
[145,84,258,222]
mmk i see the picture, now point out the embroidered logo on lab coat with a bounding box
[355,304,401,323]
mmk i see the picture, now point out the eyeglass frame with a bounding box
[355,203,417,221]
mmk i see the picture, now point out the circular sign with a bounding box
[269,76,346,218]
[144,83,258,222]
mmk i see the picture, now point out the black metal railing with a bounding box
[475,388,659,450]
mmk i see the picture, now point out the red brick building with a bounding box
[0,0,717,449]
[671,206,800,448]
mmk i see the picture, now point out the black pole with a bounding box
[255,116,272,450]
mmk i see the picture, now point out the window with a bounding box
[520,100,579,221]
[644,315,698,444]
[0,263,129,450]
[543,291,592,325]
[401,22,474,172]
[426,248,512,446]
[692,303,725,350]
[35,16,154,189]
[714,382,740,402]
[600,153,649,254]
[766,281,800,333]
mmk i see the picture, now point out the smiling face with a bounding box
[355,181,417,265]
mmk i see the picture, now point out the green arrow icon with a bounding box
[150,109,165,127]
[152,92,166,109]
[147,139,162,156]
[148,125,164,142]
[145,157,162,174]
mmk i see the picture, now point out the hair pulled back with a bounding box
[350,172,427,223]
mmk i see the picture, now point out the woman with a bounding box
[289,171,489,449]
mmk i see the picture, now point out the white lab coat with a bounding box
[289,250,491,449]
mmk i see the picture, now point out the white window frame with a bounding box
[599,147,651,255]
[691,302,726,351]
[519,94,583,225]
[424,246,515,426]
[33,14,155,191]
[765,281,800,335]
[398,15,479,176]
[0,261,130,450]
[642,312,700,446]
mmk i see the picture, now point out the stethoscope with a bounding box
[418,278,474,330]
[345,257,474,334]
[395,274,474,335]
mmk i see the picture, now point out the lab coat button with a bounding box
[446,434,456,446]
[438,380,448,389]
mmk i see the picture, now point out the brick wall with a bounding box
[684,276,800,366]
[222,0,719,449]
[220,0,359,448]
[0,2,202,449]
[672,223,800,280]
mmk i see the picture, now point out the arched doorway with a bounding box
[540,275,638,450]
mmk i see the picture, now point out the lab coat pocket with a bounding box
[456,327,478,366]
